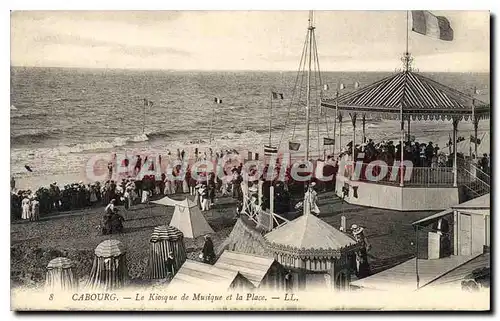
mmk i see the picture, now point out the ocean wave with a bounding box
[11,128,62,144]
[11,112,49,120]
[53,98,85,103]
[145,128,192,139]
[24,133,151,158]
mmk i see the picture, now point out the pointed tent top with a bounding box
[321,71,490,121]
[264,214,356,253]
[152,196,197,208]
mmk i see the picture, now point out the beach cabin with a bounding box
[264,210,359,291]
[215,250,286,290]
[350,194,490,291]
[168,260,255,292]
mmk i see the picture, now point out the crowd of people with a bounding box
[342,138,449,168]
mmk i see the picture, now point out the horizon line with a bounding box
[10,65,490,74]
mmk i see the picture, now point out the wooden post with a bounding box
[338,113,343,152]
[474,118,479,157]
[362,114,366,143]
[350,113,357,156]
[269,185,275,216]
[258,180,263,208]
[452,119,459,187]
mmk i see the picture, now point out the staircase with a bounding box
[458,160,490,201]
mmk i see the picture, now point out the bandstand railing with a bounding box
[340,162,459,187]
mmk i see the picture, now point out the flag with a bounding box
[288,142,301,151]
[411,11,454,41]
[24,165,33,172]
[339,83,345,90]
[470,135,481,145]
[323,84,329,91]
[214,97,222,104]
[272,92,284,99]
[264,145,278,156]
[354,81,360,89]
[323,137,335,145]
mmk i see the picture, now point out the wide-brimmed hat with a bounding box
[351,224,364,235]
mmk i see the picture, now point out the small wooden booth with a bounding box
[264,211,359,291]
[215,250,286,290]
[168,260,255,292]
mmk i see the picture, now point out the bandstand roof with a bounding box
[264,214,357,257]
[321,71,490,121]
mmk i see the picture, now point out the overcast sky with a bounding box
[10,11,490,72]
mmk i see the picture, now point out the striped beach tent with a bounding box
[45,257,78,292]
[147,225,187,279]
[86,239,128,291]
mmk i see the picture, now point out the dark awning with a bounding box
[321,71,490,121]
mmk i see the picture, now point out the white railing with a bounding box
[340,162,457,187]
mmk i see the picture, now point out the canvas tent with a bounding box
[147,225,187,279]
[152,196,214,238]
[86,239,128,291]
[45,257,78,292]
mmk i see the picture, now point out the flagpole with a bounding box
[209,101,214,144]
[406,10,409,56]
[143,99,146,134]
[269,92,273,146]
[305,11,314,162]
[334,90,338,155]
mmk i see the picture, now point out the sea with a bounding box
[10,67,490,190]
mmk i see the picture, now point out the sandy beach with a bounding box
[11,189,434,289]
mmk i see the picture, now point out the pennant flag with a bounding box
[272,92,284,99]
[411,11,454,41]
[214,97,222,104]
[323,84,329,91]
[288,142,301,151]
[470,135,481,145]
[24,165,33,172]
[264,145,278,156]
[323,137,335,145]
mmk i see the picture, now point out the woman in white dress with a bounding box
[21,196,31,220]
[182,176,189,194]
[31,197,40,221]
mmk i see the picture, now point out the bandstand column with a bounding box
[407,118,411,142]
[452,118,459,187]
[362,114,366,143]
[350,113,357,157]
[338,113,343,153]
[474,117,479,157]
[400,116,405,187]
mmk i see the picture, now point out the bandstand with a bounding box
[321,53,490,211]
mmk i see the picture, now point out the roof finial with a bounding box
[401,52,415,72]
